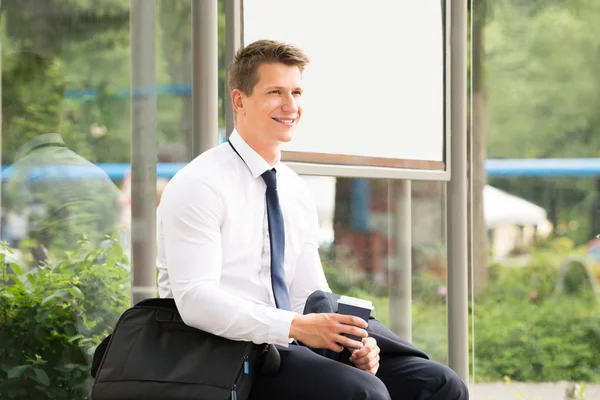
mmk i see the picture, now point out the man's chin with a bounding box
[279,133,294,142]
[277,135,294,146]
[276,128,295,143]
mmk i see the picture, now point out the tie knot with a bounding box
[261,169,277,189]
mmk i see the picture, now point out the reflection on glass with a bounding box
[0,8,131,397]
[304,176,448,364]
[4,132,122,263]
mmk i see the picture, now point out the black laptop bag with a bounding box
[90,298,276,400]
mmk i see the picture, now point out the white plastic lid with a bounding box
[337,295,374,310]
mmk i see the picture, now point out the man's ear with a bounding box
[231,89,245,116]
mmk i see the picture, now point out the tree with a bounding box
[1,0,131,164]
[485,0,600,244]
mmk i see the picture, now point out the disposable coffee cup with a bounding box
[337,296,374,343]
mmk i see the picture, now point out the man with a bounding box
[157,39,468,400]
[5,134,121,257]
[2,52,121,262]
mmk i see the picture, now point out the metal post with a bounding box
[192,0,219,156]
[225,0,242,138]
[130,0,157,305]
[447,0,469,381]
[0,41,3,218]
[388,180,412,342]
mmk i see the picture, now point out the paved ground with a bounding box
[469,382,600,400]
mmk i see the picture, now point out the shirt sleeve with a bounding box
[288,188,332,315]
[160,176,296,346]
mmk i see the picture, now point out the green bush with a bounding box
[473,255,600,383]
[486,252,559,303]
[0,237,130,399]
[412,301,448,365]
[472,296,600,382]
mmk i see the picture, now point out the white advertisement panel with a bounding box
[243,0,445,171]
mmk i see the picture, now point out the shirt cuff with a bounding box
[264,307,296,347]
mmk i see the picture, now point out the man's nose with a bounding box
[281,93,299,113]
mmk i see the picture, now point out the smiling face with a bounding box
[232,62,303,148]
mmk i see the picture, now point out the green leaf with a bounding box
[27,272,37,284]
[6,365,29,379]
[7,274,23,285]
[41,289,69,305]
[32,368,50,386]
[41,294,56,306]
[68,286,84,299]
[68,334,85,343]
[9,263,23,276]
[35,309,52,323]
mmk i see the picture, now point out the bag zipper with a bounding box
[230,345,253,400]
[230,355,249,399]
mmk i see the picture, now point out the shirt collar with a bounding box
[229,129,281,178]
[17,133,65,159]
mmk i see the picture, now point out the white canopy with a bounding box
[484,185,547,229]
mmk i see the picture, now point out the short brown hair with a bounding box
[228,40,310,96]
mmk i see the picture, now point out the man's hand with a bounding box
[350,337,380,375]
[289,313,368,352]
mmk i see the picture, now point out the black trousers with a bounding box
[249,345,469,400]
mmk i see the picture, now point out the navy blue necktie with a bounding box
[261,169,292,311]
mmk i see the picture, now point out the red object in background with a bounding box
[586,237,600,250]
[118,169,132,229]
[334,230,388,284]
[334,230,367,269]
[586,238,600,281]
[586,238,600,262]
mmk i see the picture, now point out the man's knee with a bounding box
[434,363,469,400]
[380,356,469,400]
[340,371,391,400]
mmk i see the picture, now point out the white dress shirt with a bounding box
[156,130,331,346]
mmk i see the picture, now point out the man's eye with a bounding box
[293,91,302,96]
[270,90,281,94]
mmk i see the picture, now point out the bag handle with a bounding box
[136,297,177,309]
[90,334,112,378]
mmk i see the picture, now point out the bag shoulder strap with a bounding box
[135,297,176,309]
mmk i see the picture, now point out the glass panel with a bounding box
[0,1,210,396]
[1,2,132,398]
[410,181,448,365]
[303,176,449,364]
[472,0,600,398]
